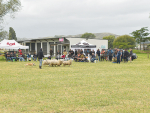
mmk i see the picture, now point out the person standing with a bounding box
[101,49,105,61]
[50,49,53,58]
[124,49,128,62]
[121,50,124,62]
[37,48,44,69]
[108,48,113,61]
[117,49,121,64]
[104,50,108,61]
[96,49,100,61]
[18,48,22,56]
[129,49,133,62]
[75,49,77,56]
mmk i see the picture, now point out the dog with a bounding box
[25,63,36,67]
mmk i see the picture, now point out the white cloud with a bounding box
[3,0,150,38]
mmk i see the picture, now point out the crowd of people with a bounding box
[4,48,133,70]
[5,49,26,61]
[5,48,133,64]
[54,48,133,64]
[5,48,38,62]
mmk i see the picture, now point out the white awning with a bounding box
[0,39,29,49]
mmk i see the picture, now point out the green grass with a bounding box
[0,54,150,112]
[132,49,150,54]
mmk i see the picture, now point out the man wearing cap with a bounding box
[37,48,44,69]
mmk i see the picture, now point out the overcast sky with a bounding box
[3,0,150,38]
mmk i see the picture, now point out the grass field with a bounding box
[0,54,150,113]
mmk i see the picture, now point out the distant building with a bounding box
[139,41,150,50]
[18,37,108,56]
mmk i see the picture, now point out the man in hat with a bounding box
[37,48,44,69]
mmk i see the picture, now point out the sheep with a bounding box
[59,59,64,65]
[43,59,51,65]
[50,60,61,67]
[63,59,72,67]
[43,59,64,67]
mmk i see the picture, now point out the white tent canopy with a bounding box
[71,40,97,52]
[0,39,29,49]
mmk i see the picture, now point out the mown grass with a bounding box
[0,54,150,113]
[132,49,150,54]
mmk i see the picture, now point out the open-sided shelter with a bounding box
[0,39,29,50]
[71,40,97,52]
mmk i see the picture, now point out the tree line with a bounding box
[81,27,150,50]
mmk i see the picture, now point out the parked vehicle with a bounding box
[132,53,137,60]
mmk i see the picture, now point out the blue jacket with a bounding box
[108,50,113,53]
[108,50,113,56]
[117,51,121,58]
[27,54,31,58]
[87,50,89,53]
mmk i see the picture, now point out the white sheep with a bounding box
[50,60,61,67]
[43,59,51,65]
[63,59,72,67]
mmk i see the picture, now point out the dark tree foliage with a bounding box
[9,27,17,40]
[113,35,135,49]
[0,0,21,20]
[0,30,8,41]
[81,32,96,39]
[103,35,115,49]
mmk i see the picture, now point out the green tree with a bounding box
[130,27,150,50]
[103,35,115,49]
[0,0,21,21]
[0,0,21,40]
[113,35,135,49]
[81,32,96,39]
[0,30,8,41]
[9,27,17,40]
